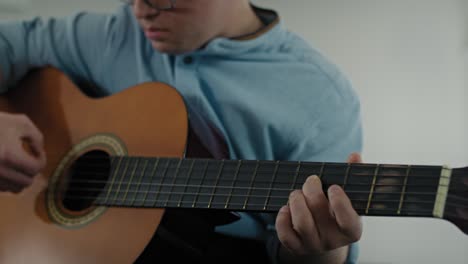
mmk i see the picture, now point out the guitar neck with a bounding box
[81,157,451,219]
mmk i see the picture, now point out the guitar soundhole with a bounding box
[62,150,111,212]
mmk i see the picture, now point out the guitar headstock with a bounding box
[444,166,468,235]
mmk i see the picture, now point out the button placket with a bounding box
[173,55,200,100]
[183,56,194,65]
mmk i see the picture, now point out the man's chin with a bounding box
[150,40,188,55]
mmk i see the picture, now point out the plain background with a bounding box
[1,0,467,263]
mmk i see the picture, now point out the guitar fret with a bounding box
[192,160,209,208]
[131,158,148,207]
[319,162,325,179]
[343,163,351,191]
[103,156,123,204]
[164,158,182,207]
[178,159,195,207]
[397,165,411,214]
[243,160,259,210]
[366,165,380,214]
[112,157,131,203]
[122,157,140,204]
[142,158,160,206]
[433,166,452,218]
[291,161,302,190]
[264,160,280,210]
[152,158,170,207]
[208,159,225,208]
[225,160,242,209]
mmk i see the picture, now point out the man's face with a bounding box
[133,0,232,54]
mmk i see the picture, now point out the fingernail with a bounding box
[328,185,341,197]
[279,205,290,213]
[308,175,319,181]
[289,191,297,199]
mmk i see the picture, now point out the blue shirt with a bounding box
[0,4,362,263]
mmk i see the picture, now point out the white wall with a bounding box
[1,0,467,263]
[252,2,468,263]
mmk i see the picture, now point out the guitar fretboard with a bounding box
[68,156,447,218]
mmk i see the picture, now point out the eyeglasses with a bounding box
[122,0,177,13]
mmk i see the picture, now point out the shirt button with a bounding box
[183,56,194,64]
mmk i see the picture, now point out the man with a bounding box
[0,0,363,263]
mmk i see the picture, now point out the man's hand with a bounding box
[0,112,46,193]
[275,153,363,264]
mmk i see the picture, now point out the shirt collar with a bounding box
[195,5,285,56]
[232,5,280,41]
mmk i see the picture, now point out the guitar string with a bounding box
[47,156,461,188]
[64,159,451,179]
[447,194,468,203]
[59,163,455,183]
[443,211,468,220]
[65,154,453,169]
[66,169,451,180]
[62,185,440,198]
[60,186,468,207]
[55,195,468,214]
[57,184,468,202]
[56,155,452,171]
[62,179,451,192]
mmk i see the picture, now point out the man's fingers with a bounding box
[276,205,304,254]
[0,113,45,194]
[302,175,334,229]
[19,116,46,167]
[0,164,34,192]
[21,138,46,172]
[2,144,43,177]
[328,185,362,242]
[0,114,46,176]
[347,152,362,163]
[288,190,321,252]
[0,179,22,193]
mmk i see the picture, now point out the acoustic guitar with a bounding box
[0,68,466,263]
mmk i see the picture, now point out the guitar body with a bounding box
[0,68,189,263]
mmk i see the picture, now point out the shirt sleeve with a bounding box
[265,76,364,263]
[285,76,363,164]
[346,242,360,264]
[264,227,360,264]
[0,5,130,93]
